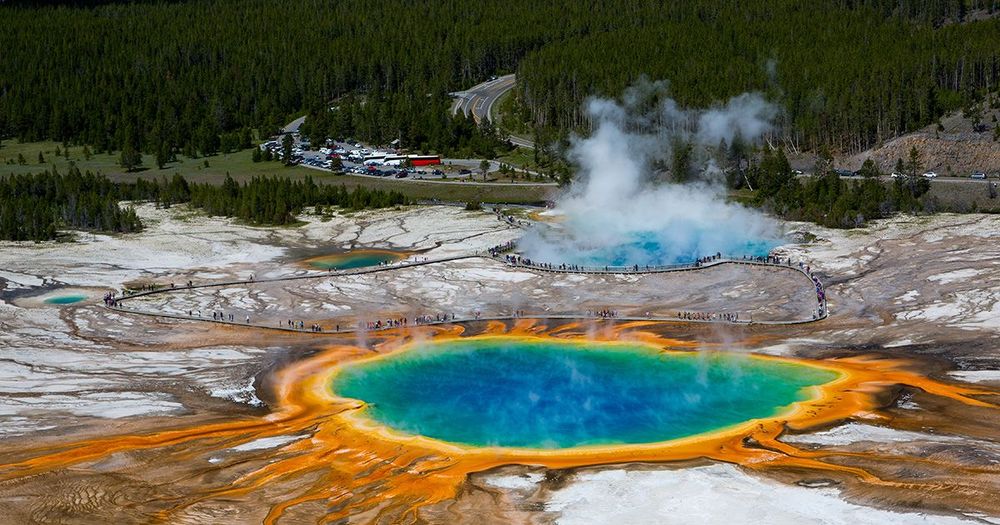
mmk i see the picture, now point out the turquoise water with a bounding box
[306,251,403,270]
[557,231,779,267]
[332,338,838,449]
[584,232,778,266]
[44,294,87,305]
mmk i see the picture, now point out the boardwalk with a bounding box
[109,251,829,334]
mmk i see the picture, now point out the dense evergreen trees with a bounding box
[515,1,1000,153]
[0,168,142,241]
[0,171,407,241]
[747,148,933,228]
[1,1,997,158]
[185,175,407,225]
[1,1,997,236]
[0,0,545,156]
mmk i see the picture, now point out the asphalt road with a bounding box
[451,75,535,149]
[451,74,515,123]
[795,172,997,185]
[281,115,306,134]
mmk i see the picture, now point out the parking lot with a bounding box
[258,134,526,183]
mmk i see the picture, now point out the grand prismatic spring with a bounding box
[331,337,839,448]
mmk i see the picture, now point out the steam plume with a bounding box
[520,79,783,267]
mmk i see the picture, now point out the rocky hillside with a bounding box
[846,97,1000,176]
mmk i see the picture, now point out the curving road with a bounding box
[451,74,515,123]
[451,75,534,149]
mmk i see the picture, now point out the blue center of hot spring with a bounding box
[541,230,779,267]
[331,338,837,449]
[307,251,402,270]
[585,231,778,266]
[44,294,86,305]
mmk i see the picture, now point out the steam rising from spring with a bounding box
[521,79,783,267]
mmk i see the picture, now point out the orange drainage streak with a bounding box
[0,320,996,524]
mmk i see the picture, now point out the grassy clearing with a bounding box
[0,140,554,204]
[495,147,562,179]
[728,189,756,206]
[0,140,303,183]
[497,147,537,169]
[327,175,553,203]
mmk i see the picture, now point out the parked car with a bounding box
[922,171,938,178]
[971,171,987,180]
[395,172,408,178]
[459,169,472,175]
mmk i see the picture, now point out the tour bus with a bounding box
[363,153,387,165]
[382,154,408,167]
[407,155,441,166]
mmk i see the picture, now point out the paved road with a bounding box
[451,74,515,123]
[451,75,535,149]
[281,115,307,134]
[298,162,555,187]
[793,172,998,185]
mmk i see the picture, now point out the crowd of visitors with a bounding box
[277,320,330,332]
[103,291,119,307]
[412,313,455,324]
[496,251,771,273]
[694,253,724,266]
[741,254,788,265]
[493,208,530,228]
[808,269,826,317]
[487,240,517,257]
[676,311,741,323]
[358,313,459,331]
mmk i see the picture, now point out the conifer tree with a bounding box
[119,142,142,172]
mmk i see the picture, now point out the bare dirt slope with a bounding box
[846,98,1000,176]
